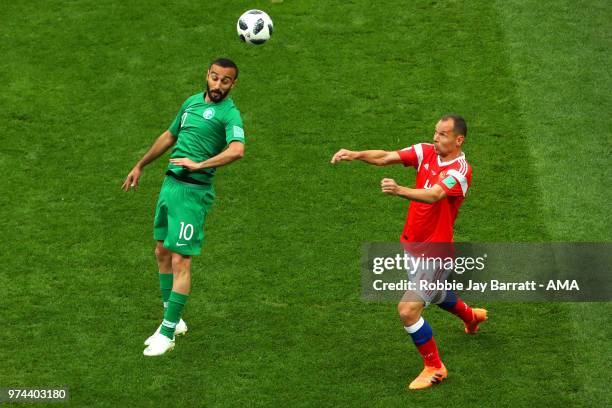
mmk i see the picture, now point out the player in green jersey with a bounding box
[122,58,245,356]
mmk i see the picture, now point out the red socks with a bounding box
[417,337,442,368]
[452,299,474,323]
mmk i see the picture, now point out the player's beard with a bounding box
[206,84,229,103]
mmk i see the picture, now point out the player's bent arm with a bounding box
[199,141,244,169]
[169,141,244,171]
[123,130,177,191]
[331,149,402,166]
[381,178,447,204]
[355,150,402,166]
[135,130,177,169]
[395,185,447,204]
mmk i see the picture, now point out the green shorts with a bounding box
[153,176,215,256]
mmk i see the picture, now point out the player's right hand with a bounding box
[331,149,355,164]
[122,167,142,191]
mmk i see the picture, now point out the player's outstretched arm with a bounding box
[380,178,447,204]
[122,130,177,191]
[169,141,244,172]
[331,149,402,166]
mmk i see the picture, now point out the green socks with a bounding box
[159,273,173,310]
[160,291,189,339]
[158,274,188,340]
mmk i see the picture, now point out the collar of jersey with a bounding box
[437,152,465,167]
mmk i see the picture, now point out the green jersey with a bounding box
[167,92,245,184]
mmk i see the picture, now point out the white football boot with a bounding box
[144,319,188,346]
[143,333,175,356]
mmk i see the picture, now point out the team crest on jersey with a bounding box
[203,108,215,120]
[439,170,447,179]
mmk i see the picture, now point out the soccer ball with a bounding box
[236,10,273,45]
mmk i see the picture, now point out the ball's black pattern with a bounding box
[268,24,273,36]
[238,19,248,30]
[247,10,262,14]
[239,34,246,42]
[253,18,264,35]
[250,39,266,45]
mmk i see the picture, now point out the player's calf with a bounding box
[155,241,172,271]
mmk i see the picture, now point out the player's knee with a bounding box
[397,302,422,325]
[155,243,171,262]
[171,253,191,273]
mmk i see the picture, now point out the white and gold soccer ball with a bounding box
[236,10,274,45]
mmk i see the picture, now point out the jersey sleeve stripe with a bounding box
[459,159,468,175]
[447,169,469,196]
[414,143,424,171]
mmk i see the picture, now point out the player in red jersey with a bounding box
[331,114,487,390]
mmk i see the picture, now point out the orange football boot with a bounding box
[408,363,448,390]
[464,308,488,334]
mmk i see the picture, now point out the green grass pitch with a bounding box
[1,0,610,406]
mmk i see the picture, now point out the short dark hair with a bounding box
[209,58,239,79]
[440,114,467,137]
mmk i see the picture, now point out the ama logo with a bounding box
[546,280,580,290]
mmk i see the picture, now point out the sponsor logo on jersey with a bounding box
[424,163,429,170]
[203,108,215,119]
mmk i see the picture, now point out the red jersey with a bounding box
[397,143,472,243]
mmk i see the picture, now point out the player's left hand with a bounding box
[169,158,202,171]
[381,178,399,195]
